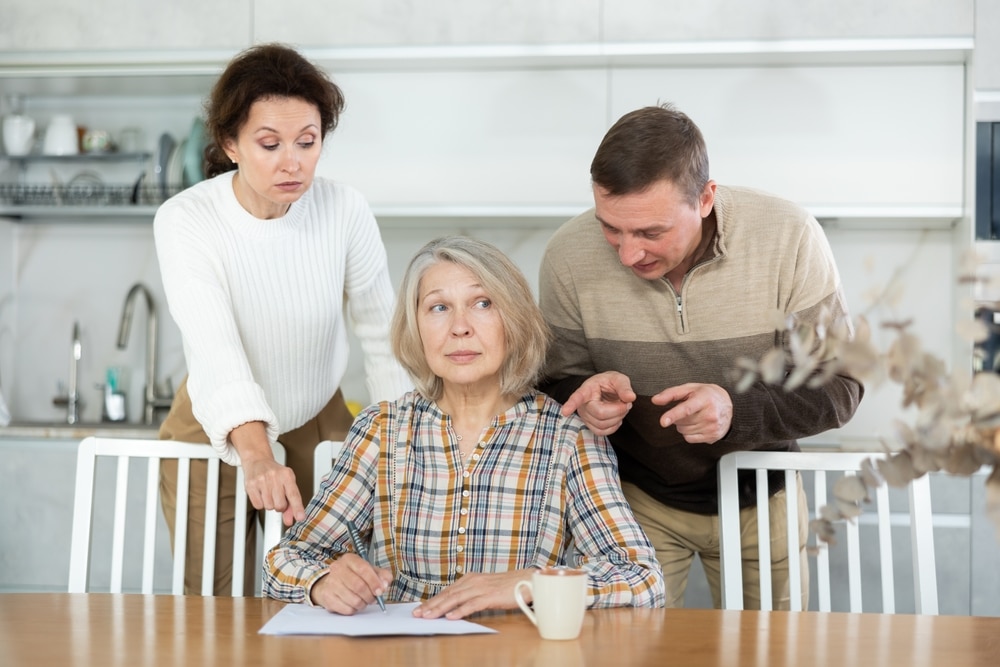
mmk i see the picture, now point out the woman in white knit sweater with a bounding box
[153,43,411,595]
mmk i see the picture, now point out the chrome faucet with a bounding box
[52,321,82,424]
[117,283,173,424]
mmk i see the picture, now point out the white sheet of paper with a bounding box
[258,601,498,636]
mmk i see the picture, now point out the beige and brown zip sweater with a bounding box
[539,185,863,514]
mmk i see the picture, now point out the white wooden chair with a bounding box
[718,450,938,614]
[313,440,346,493]
[68,436,285,596]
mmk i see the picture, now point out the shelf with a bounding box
[0,38,974,96]
[370,204,586,229]
[0,202,966,228]
[812,205,964,230]
[0,183,183,216]
[0,205,158,219]
[6,152,152,163]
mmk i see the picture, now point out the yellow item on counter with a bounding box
[346,400,363,417]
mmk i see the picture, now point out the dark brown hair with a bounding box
[203,43,345,178]
[590,103,709,206]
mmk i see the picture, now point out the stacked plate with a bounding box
[183,117,206,187]
[152,117,208,201]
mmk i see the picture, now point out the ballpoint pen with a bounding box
[346,519,387,614]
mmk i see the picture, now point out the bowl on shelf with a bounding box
[43,114,79,155]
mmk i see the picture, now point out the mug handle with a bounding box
[513,580,536,626]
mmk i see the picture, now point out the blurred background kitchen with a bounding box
[1,0,998,611]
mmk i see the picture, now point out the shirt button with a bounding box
[472,453,480,461]
[462,490,470,497]
[455,565,463,573]
[456,546,464,553]
[458,527,466,534]
[463,470,470,478]
[460,508,468,515]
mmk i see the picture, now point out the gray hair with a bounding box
[391,236,550,400]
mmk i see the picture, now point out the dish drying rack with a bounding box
[0,182,186,207]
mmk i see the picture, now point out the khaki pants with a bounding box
[158,377,354,596]
[622,475,809,610]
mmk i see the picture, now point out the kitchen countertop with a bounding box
[0,421,161,439]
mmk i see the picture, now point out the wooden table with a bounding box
[1,593,999,666]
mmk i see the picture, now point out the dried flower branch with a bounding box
[735,250,1000,545]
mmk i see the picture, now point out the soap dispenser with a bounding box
[102,366,127,422]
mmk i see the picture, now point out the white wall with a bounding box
[0,216,960,436]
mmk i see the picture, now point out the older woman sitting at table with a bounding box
[263,236,664,618]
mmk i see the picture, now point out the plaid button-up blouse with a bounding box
[263,391,664,608]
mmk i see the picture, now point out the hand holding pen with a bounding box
[306,520,391,615]
[346,520,387,614]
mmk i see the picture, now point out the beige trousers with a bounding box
[622,475,809,610]
[158,377,354,595]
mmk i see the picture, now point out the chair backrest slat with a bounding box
[200,457,220,596]
[313,440,347,493]
[910,476,939,614]
[814,470,832,611]
[109,455,131,593]
[785,469,803,611]
[232,466,249,597]
[141,457,160,594]
[67,438,98,593]
[68,437,285,596]
[875,482,895,613]
[755,468,773,611]
[172,457,191,595]
[846,479,863,613]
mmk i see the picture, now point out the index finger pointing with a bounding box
[284,482,306,523]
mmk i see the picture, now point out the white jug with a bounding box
[43,114,79,155]
[3,113,35,156]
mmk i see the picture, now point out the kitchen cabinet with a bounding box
[603,0,973,42]
[610,64,965,227]
[0,36,973,228]
[0,0,250,52]
[256,0,973,49]
[0,0,974,55]
[975,0,1000,92]
[255,0,602,47]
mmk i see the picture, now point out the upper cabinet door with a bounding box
[604,0,973,41]
[0,0,251,51]
[975,0,1000,92]
[318,68,607,211]
[611,64,965,215]
[253,0,602,46]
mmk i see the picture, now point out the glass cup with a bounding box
[513,567,587,640]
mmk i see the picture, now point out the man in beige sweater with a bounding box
[538,103,862,609]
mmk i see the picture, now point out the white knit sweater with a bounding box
[154,172,411,464]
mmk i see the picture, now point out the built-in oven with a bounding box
[976,121,1000,240]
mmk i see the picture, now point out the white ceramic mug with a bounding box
[3,114,35,155]
[514,567,587,640]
